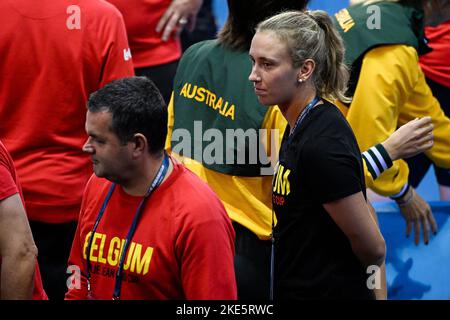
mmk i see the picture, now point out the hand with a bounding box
[156,0,203,42]
[382,117,433,161]
[396,187,438,245]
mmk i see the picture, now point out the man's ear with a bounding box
[130,133,148,158]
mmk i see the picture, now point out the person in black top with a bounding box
[249,10,386,299]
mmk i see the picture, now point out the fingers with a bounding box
[400,189,437,246]
[415,131,434,151]
[406,219,412,239]
[156,0,201,41]
[414,116,432,127]
[421,215,430,245]
[428,211,438,235]
[398,117,434,158]
[160,12,182,42]
[413,219,420,246]
[399,116,432,139]
[419,209,438,246]
[156,9,171,34]
[414,121,433,137]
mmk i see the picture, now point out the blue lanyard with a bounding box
[289,96,321,139]
[85,152,170,300]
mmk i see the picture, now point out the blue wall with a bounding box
[308,0,349,14]
[212,0,227,29]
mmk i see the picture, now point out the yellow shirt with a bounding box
[343,44,450,196]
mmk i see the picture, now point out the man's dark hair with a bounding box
[218,0,309,51]
[87,76,167,155]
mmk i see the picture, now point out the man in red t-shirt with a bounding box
[0,0,134,299]
[66,77,237,300]
[65,77,236,300]
[0,140,47,300]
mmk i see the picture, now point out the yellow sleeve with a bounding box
[362,159,376,189]
[400,67,450,170]
[165,92,175,153]
[260,105,287,162]
[346,45,417,196]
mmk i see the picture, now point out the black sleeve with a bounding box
[303,136,364,204]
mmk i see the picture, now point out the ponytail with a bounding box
[309,11,351,103]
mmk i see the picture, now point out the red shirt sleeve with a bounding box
[96,8,135,88]
[0,164,19,201]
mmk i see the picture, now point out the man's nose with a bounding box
[82,138,94,154]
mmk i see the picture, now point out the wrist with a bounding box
[391,184,413,206]
[381,140,397,161]
[362,144,393,180]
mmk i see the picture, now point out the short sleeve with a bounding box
[96,9,135,87]
[0,164,19,201]
[303,136,364,204]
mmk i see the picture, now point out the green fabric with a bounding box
[332,2,428,67]
[332,1,430,98]
[172,40,270,176]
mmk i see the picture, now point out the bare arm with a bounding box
[367,202,387,300]
[323,192,386,268]
[0,194,37,299]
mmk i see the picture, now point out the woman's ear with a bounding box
[297,59,316,82]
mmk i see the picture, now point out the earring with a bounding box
[298,78,303,83]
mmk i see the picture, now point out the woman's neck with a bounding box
[280,86,318,134]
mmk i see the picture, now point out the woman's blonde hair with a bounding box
[257,10,351,103]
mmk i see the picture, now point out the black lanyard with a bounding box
[269,96,321,300]
[85,152,170,300]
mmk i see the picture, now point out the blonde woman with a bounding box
[249,10,386,299]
